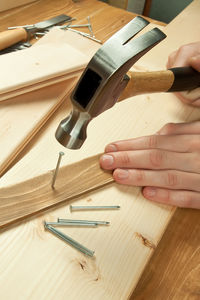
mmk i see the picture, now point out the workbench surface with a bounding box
[0,1,199,299]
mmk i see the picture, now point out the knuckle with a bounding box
[188,136,200,151]
[166,172,179,187]
[160,123,176,135]
[119,152,131,166]
[149,150,163,167]
[177,44,191,55]
[179,192,193,208]
[134,170,145,183]
[147,135,158,148]
[191,152,200,172]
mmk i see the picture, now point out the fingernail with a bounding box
[106,144,117,152]
[101,154,114,166]
[116,169,129,179]
[144,188,156,197]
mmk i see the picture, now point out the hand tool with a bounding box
[0,14,71,51]
[0,41,31,55]
[55,16,200,149]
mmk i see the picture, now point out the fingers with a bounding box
[100,150,199,174]
[167,42,200,68]
[189,54,200,72]
[112,169,200,192]
[158,121,200,135]
[104,134,200,153]
[143,187,200,209]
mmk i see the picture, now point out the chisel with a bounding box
[0,14,71,51]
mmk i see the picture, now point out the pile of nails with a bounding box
[44,204,120,257]
[36,16,102,44]
[58,16,102,44]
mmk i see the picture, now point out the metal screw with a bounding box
[70,205,120,211]
[58,218,110,225]
[45,221,97,227]
[44,222,95,257]
[51,151,65,189]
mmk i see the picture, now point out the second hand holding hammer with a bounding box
[55,16,200,149]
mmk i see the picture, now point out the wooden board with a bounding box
[0,1,200,299]
[0,30,99,177]
[0,0,38,12]
[0,29,97,101]
[0,154,113,228]
[0,79,75,177]
[131,207,200,299]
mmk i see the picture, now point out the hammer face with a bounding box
[56,17,166,149]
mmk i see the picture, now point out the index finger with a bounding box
[105,134,200,153]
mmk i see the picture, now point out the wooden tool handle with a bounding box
[0,28,28,51]
[120,67,200,101]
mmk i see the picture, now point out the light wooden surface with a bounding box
[0,29,98,177]
[0,0,200,299]
[0,29,89,101]
[0,154,113,228]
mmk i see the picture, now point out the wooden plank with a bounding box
[131,208,200,299]
[0,0,38,13]
[0,29,100,177]
[0,29,93,101]
[0,1,199,299]
[0,154,113,228]
[0,79,75,177]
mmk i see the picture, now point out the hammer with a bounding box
[55,17,200,149]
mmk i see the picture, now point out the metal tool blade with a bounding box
[34,14,72,31]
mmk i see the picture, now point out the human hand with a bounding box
[100,121,200,209]
[167,41,200,106]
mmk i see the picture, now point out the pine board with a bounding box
[0,1,200,299]
[0,30,99,177]
[0,29,97,101]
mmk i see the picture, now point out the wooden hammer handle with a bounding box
[0,28,28,51]
[120,67,200,101]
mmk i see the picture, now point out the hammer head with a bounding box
[55,16,166,149]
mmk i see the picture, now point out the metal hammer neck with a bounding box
[55,108,91,149]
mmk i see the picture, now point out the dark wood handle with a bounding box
[119,67,200,101]
[0,28,28,51]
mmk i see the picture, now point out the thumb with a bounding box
[189,54,200,72]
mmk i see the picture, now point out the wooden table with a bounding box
[0,1,199,299]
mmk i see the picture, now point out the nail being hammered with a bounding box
[51,151,65,189]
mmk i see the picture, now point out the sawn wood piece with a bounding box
[0,154,113,228]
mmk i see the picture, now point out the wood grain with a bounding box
[132,208,200,299]
[0,154,113,228]
[121,70,174,100]
[0,1,199,299]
